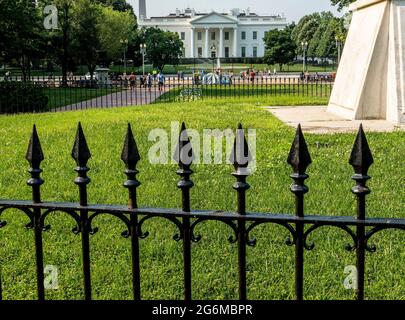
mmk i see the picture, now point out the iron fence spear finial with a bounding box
[122,123,141,172]
[287,124,312,178]
[72,122,91,206]
[26,124,45,203]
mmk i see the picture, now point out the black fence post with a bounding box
[71,122,92,300]
[26,125,45,301]
[287,124,312,301]
[349,124,374,301]
[230,123,251,301]
[175,122,194,301]
[121,124,142,300]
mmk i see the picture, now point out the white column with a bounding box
[233,27,238,57]
[219,27,224,58]
[190,27,195,58]
[205,27,210,58]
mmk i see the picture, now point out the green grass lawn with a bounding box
[156,84,332,103]
[0,99,403,300]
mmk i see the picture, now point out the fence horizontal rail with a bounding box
[0,122,403,302]
[1,201,404,228]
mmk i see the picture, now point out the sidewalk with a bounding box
[265,106,403,134]
[55,88,165,112]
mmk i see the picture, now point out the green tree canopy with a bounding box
[141,27,183,71]
[94,0,134,13]
[72,0,102,78]
[291,12,321,55]
[98,6,137,63]
[316,17,345,58]
[0,0,45,80]
[292,11,347,61]
[330,0,356,11]
[263,27,297,71]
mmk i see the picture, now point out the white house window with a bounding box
[253,31,258,40]
[180,32,185,40]
[253,46,258,57]
[241,31,246,40]
[241,46,246,57]
[224,31,229,41]
[211,32,216,40]
[198,47,203,57]
[197,32,202,41]
[225,47,229,58]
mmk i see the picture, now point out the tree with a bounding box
[292,13,321,53]
[0,0,45,81]
[38,0,76,86]
[292,11,348,63]
[330,0,356,11]
[98,6,137,63]
[142,27,183,71]
[308,12,334,60]
[72,0,102,79]
[317,17,346,59]
[94,0,134,13]
[263,27,297,71]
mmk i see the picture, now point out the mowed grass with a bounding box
[0,99,403,300]
[156,84,332,103]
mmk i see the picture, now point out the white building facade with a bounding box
[138,7,288,59]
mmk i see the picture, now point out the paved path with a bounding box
[55,88,166,112]
[266,106,404,134]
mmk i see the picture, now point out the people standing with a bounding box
[157,72,165,92]
[147,73,153,91]
[129,72,136,90]
[250,70,255,84]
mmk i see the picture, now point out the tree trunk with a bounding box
[61,5,70,87]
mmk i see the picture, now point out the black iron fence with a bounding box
[0,122,403,301]
[0,74,334,114]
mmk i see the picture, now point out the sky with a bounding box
[127,0,343,24]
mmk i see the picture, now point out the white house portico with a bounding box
[189,13,239,58]
[138,5,288,59]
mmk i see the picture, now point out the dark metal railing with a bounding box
[0,123,403,301]
[0,74,334,115]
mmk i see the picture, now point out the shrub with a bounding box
[0,81,49,114]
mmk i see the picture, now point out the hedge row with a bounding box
[0,82,49,114]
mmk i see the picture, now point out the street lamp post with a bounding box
[335,36,342,68]
[301,41,308,73]
[120,39,129,74]
[140,43,147,76]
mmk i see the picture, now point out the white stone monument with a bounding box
[328,0,405,125]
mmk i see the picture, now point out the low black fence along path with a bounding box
[0,75,333,115]
[0,123,403,301]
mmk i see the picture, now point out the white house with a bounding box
[138,3,288,59]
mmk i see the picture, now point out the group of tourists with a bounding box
[124,71,165,91]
